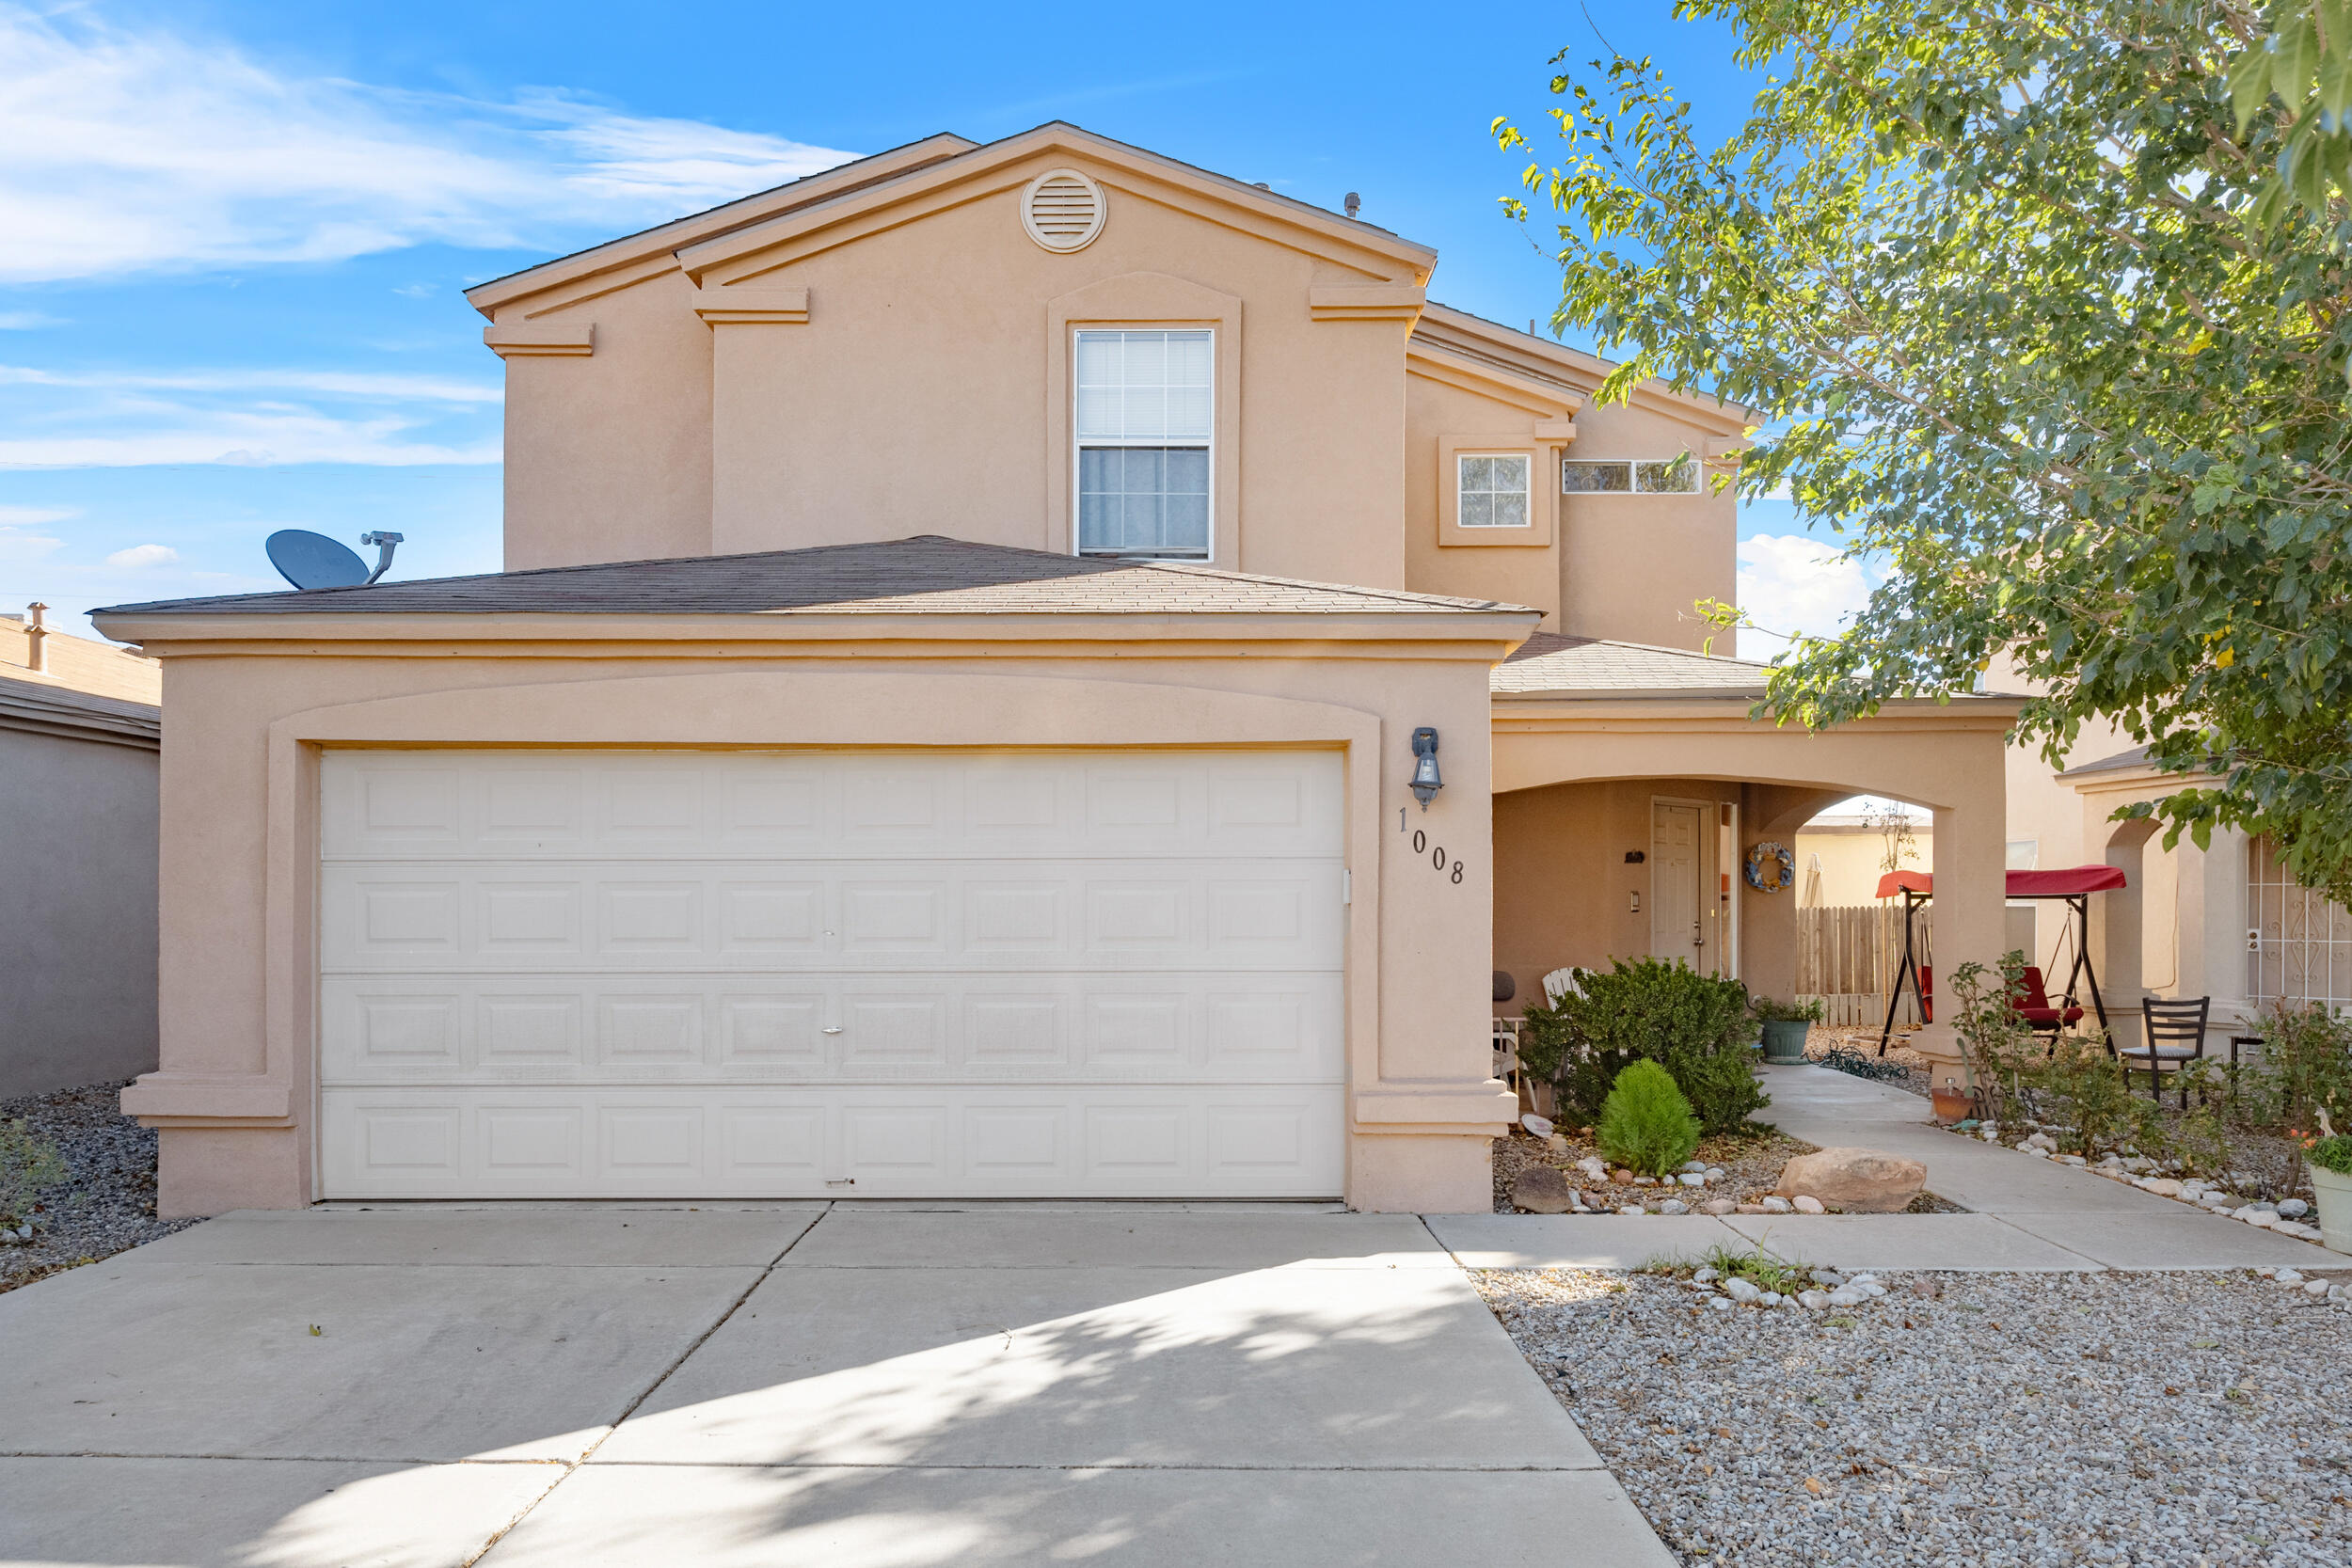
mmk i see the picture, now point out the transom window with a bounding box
[1075,329,1212,560]
[1562,453,1702,494]
[1456,453,1532,527]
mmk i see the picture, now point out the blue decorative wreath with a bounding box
[1744,840,1796,894]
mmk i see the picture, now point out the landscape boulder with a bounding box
[1774,1147,1927,1213]
[1510,1164,1577,1214]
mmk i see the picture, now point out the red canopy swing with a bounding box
[1872,865,2129,1054]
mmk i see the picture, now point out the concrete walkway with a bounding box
[1432,1063,2346,1274]
[0,1204,1673,1568]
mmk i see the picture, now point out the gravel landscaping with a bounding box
[1493,1124,1965,1215]
[1477,1265,2352,1566]
[1494,1124,1823,1214]
[0,1079,198,1295]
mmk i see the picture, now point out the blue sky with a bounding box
[0,0,1858,649]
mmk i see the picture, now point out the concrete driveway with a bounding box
[0,1204,1670,1567]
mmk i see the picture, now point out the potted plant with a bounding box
[2295,1110,2352,1256]
[1752,995,1822,1065]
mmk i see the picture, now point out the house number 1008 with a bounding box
[1399,808,1466,883]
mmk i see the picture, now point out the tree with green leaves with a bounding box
[1496,1,2352,901]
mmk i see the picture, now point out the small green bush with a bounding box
[1751,994,1824,1024]
[1532,958,1768,1134]
[1597,1059,1702,1177]
[2247,1001,2352,1132]
[0,1119,67,1225]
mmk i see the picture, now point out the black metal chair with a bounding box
[2123,996,2213,1108]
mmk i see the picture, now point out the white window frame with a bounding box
[1072,327,1215,562]
[1455,452,1534,529]
[1562,454,1703,495]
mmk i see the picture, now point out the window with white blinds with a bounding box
[1075,329,1212,559]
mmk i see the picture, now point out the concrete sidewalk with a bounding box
[1430,1065,2343,1275]
[0,1205,1673,1568]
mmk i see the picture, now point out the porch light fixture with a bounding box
[1409,727,1442,809]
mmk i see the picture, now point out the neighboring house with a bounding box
[0,606,161,1097]
[91,123,2019,1215]
[1792,809,1932,908]
[1994,658,2344,1053]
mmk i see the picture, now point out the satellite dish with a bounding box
[267,531,369,591]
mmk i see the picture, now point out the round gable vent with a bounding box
[1021,168,1106,253]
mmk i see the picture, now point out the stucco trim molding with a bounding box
[693,285,812,325]
[1308,284,1425,322]
[1406,340,1579,419]
[484,323,595,357]
[124,1073,292,1124]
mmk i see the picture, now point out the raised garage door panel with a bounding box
[317,750,1344,1197]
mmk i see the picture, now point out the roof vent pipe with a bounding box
[1343,192,1360,219]
[24,602,46,673]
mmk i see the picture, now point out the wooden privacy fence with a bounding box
[1795,902,1931,1028]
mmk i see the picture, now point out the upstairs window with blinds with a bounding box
[1075,329,1212,559]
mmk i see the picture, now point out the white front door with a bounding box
[315,748,1345,1198]
[1650,801,1706,968]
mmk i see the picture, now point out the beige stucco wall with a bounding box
[493,146,1425,587]
[501,270,714,571]
[1402,368,1565,625]
[1555,395,1738,652]
[1493,777,1741,993]
[0,725,159,1097]
[99,610,1528,1215]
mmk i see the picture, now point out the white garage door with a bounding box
[317,749,1345,1198]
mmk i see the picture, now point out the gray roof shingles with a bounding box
[93,535,1534,621]
[0,672,162,747]
[1491,631,1773,697]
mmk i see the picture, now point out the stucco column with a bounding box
[1914,790,2006,1086]
[2198,826,2254,1030]
[2091,824,2150,1053]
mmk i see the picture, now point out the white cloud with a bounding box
[0,503,76,526]
[0,414,500,468]
[1735,531,1877,661]
[0,360,501,467]
[0,5,859,283]
[0,521,65,564]
[103,543,178,567]
[0,364,501,403]
[0,310,63,329]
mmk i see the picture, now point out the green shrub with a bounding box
[1751,994,1824,1024]
[1597,1059,1703,1176]
[0,1119,67,1226]
[2157,1069,2236,1177]
[2036,1031,2145,1159]
[2246,1001,2352,1132]
[1533,958,1768,1134]
[2301,1132,2352,1177]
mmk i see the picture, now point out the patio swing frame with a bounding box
[1872,868,2123,1055]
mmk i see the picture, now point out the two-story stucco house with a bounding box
[94,123,2019,1216]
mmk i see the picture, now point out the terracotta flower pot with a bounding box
[2310,1162,2352,1256]
[1931,1080,1972,1124]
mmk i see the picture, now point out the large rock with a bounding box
[1774,1147,1927,1213]
[1510,1164,1577,1214]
